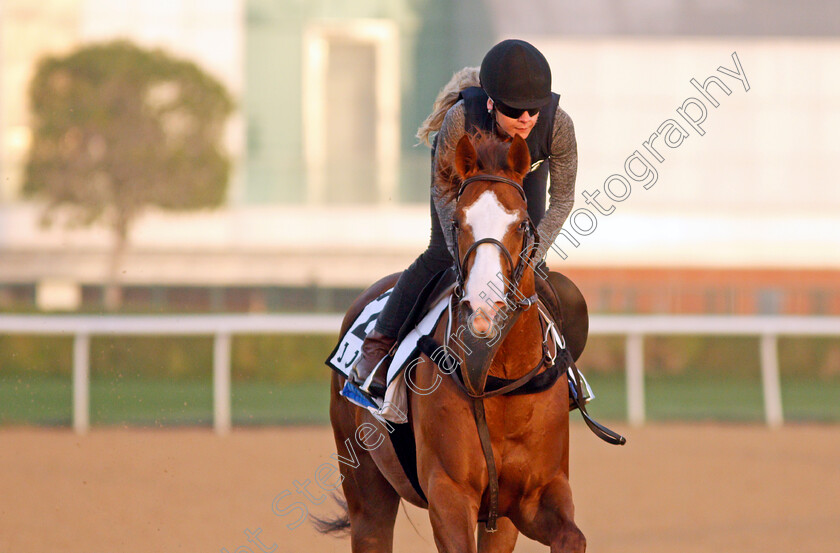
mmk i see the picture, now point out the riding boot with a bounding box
[349,329,396,398]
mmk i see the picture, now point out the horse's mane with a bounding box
[416,66,480,147]
[436,130,518,202]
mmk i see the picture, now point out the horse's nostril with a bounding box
[469,309,493,335]
[463,301,509,337]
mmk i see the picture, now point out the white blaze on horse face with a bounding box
[462,190,517,333]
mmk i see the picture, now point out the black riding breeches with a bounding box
[374,198,452,337]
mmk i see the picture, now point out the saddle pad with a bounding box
[327,289,450,423]
[327,289,392,377]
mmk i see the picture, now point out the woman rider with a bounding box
[347,39,587,402]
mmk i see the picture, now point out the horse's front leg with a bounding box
[511,476,586,553]
[412,353,486,552]
[426,470,481,553]
[477,517,519,553]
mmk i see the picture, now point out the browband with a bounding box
[457,174,527,202]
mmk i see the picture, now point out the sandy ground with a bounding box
[1,423,839,552]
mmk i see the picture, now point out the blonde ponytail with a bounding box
[416,66,480,146]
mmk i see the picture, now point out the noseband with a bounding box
[452,174,540,307]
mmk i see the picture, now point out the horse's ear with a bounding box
[507,134,531,179]
[454,134,478,178]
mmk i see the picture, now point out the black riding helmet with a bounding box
[479,39,552,110]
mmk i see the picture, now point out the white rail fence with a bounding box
[1,314,839,434]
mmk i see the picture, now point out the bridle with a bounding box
[451,174,541,307]
[436,172,626,533]
[444,172,543,533]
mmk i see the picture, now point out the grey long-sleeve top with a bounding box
[430,100,578,261]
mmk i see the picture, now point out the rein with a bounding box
[443,294,550,400]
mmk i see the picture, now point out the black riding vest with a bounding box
[459,87,560,226]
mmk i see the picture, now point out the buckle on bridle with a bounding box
[517,294,537,309]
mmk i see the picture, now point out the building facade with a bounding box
[0,1,838,314]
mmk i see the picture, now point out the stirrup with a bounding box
[340,380,383,410]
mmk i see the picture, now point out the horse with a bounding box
[323,131,586,553]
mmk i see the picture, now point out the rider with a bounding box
[348,38,586,401]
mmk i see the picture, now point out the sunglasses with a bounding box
[494,101,540,119]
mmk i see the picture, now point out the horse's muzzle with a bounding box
[454,302,524,397]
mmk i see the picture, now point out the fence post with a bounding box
[73,332,90,434]
[626,333,645,426]
[213,332,232,435]
[760,334,784,428]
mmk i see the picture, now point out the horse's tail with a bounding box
[416,66,480,146]
[310,492,351,536]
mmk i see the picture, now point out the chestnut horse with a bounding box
[326,132,585,552]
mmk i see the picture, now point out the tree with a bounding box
[23,40,234,310]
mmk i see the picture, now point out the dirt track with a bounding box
[1,423,839,552]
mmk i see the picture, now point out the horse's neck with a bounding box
[491,306,544,380]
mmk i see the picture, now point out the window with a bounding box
[302,20,400,204]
